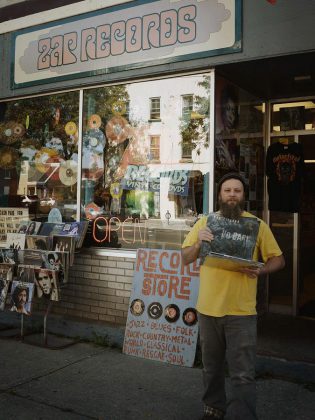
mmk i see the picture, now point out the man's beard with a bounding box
[218,197,245,220]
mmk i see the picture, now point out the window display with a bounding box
[0,73,212,251]
[0,92,79,222]
[82,74,212,249]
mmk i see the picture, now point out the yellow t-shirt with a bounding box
[182,212,282,317]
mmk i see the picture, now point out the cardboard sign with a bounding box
[0,207,29,246]
[123,248,200,367]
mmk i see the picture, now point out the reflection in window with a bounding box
[215,75,264,217]
[182,95,194,118]
[149,136,160,161]
[150,97,161,120]
[0,92,79,227]
[82,74,212,249]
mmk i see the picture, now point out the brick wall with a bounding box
[34,252,135,326]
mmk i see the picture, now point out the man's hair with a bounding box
[12,285,29,305]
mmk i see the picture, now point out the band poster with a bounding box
[123,248,200,367]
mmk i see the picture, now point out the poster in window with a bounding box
[280,107,305,131]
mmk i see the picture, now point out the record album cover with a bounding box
[0,264,14,311]
[6,232,26,250]
[199,213,262,270]
[0,248,18,264]
[38,222,65,237]
[26,235,52,251]
[10,280,34,316]
[34,268,60,301]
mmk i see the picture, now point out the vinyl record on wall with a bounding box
[0,121,25,145]
[105,116,129,144]
[59,160,78,186]
[88,114,102,129]
[0,146,19,169]
[65,121,77,136]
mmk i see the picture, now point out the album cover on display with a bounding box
[34,268,60,301]
[204,252,264,272]
[26,235,52,251]
[17,221,30,234]
[38,223,65,237]
[52,235,76,265]
[23,221,42,236]
[10,280,35,316]
[199,213,262,271]
[6,232,26,250]
[16,265,35,283]
[0,248,18,264]
[18,249,45,267]
[58,221,89,248]
[0,264,14,311]
[41,251,68,284]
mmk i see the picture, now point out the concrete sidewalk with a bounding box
[2,310,315,384]
[0,336,314,420]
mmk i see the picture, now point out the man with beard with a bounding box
[182,173,284,420]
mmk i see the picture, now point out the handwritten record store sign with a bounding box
[13,0,241,87]
[123,249,200,367]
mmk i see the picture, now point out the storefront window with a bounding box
[0,92,79,243]
[81,74,212,249]
[271,100,315,132]
[214,75,265,216]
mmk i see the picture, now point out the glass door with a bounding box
[298,134,315,318]
[268,136,295,313]
[268,100,315,316]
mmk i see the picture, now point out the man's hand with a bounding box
[238,266,261,278]
[197,227,214,244]
[182,227,214,265]
[238,255,285,278]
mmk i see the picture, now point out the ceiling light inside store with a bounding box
[273,101,315,112]
[254,103,265,113]
[294,75,311,81]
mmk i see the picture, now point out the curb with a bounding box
[256,354,315,384]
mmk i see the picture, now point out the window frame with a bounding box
[149,135,160,162]
[149,97,161,121]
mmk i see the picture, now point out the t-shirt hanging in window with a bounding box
[266,142,305,212]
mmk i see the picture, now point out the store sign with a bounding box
[121,165,190,196]
[121,165,160,193]
[13,0,242,87]
[161,170,190,196]
[123,248,200,367]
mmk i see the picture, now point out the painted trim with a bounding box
[0,0,131,35]
[76,89,83,222]
[209,69,215,213]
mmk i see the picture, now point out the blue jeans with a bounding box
[199,314,257,420]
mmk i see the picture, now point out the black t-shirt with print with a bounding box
[266,142,305,212]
